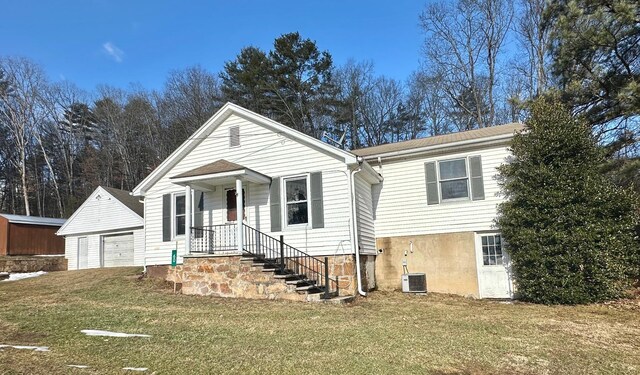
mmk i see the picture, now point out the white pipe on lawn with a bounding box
[349,166,366,297]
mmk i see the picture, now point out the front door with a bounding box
[475,233,514,298]
[226,189,245,222]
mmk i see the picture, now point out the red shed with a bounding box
[0,214,67,256]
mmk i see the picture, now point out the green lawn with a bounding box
[0,268,638,374]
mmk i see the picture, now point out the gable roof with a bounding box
[56,186,143,236]
[171,159,245,179]
[132,103,359,196]
[0,214,66,227]
[352,123,524,158]
[102,187,144,218]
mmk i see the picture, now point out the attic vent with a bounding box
[229,125,240,147]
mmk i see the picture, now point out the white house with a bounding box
[57,186,144,270]
[132,103,522,300]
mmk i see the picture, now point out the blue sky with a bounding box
[0,1,426,92]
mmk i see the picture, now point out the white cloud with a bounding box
[102,42,124,63]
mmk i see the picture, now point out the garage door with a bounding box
[102,233,134,267]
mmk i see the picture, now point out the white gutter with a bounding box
[348,162,366,297]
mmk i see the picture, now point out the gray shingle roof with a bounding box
[102,187,144,218]
[351,123,524,158]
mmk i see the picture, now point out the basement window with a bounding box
[481,234,504,265]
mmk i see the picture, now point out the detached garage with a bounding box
[57,186,144,270]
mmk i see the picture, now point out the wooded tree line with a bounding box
[0,0,637,218]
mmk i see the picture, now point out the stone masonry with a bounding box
[148,253,361,301]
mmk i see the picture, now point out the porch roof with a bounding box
[170,159,271,189]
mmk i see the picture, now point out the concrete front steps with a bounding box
[178,254,352,304]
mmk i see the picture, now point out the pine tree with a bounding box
[496,95,640,304]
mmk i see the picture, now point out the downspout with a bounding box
[349,157,366,296]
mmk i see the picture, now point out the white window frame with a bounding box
[437,157,470,202]
[172,192,186,239]
[480,233,505,266]
[282,174,311,229]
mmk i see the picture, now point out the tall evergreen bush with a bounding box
[497,96,639,304]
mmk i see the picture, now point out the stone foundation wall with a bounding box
[146,253,372,300]
[0,256,68,273]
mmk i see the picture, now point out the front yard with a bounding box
[0,268,638,374]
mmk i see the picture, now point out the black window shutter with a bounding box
[469,156,485,200]
[425,162,439,205]
[162,194,171,241]
[310,172,324,229]
[193,190,204,238]
[269,178,281,232]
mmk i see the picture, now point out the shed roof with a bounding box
[351,123,524,158]
[0,214,66,227]
[102,187,144,218]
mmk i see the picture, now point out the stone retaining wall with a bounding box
[0,256,68,273]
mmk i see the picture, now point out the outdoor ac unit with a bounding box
[402,273,426,293]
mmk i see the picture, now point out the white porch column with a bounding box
[184,185,192,255]
[236,178,243,254]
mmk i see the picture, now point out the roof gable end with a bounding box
[132,103,358,196]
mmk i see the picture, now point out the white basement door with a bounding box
[102,233,134,268]
[475,233,514,299]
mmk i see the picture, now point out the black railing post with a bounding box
[279,235,285,272]
[324,257,330,299]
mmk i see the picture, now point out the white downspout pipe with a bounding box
[349,164,366,296]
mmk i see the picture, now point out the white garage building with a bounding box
[57,186,144,270]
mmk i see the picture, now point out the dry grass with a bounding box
[0,268,639,374]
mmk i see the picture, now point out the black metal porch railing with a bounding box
[190,224,237,254]
[243,224,338,299]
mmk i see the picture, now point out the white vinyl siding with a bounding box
[57,187,143,236]
[144,114,354,266]
[372,145,510,238]
[355,174,376,255]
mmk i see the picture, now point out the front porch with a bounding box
[167,159,346,300]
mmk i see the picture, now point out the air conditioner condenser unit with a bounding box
[402,273,427,293]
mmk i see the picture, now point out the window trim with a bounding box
[480,233,505,266]
[172,192,186,240]
[282,174,311,230]
[437,157,471,202]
